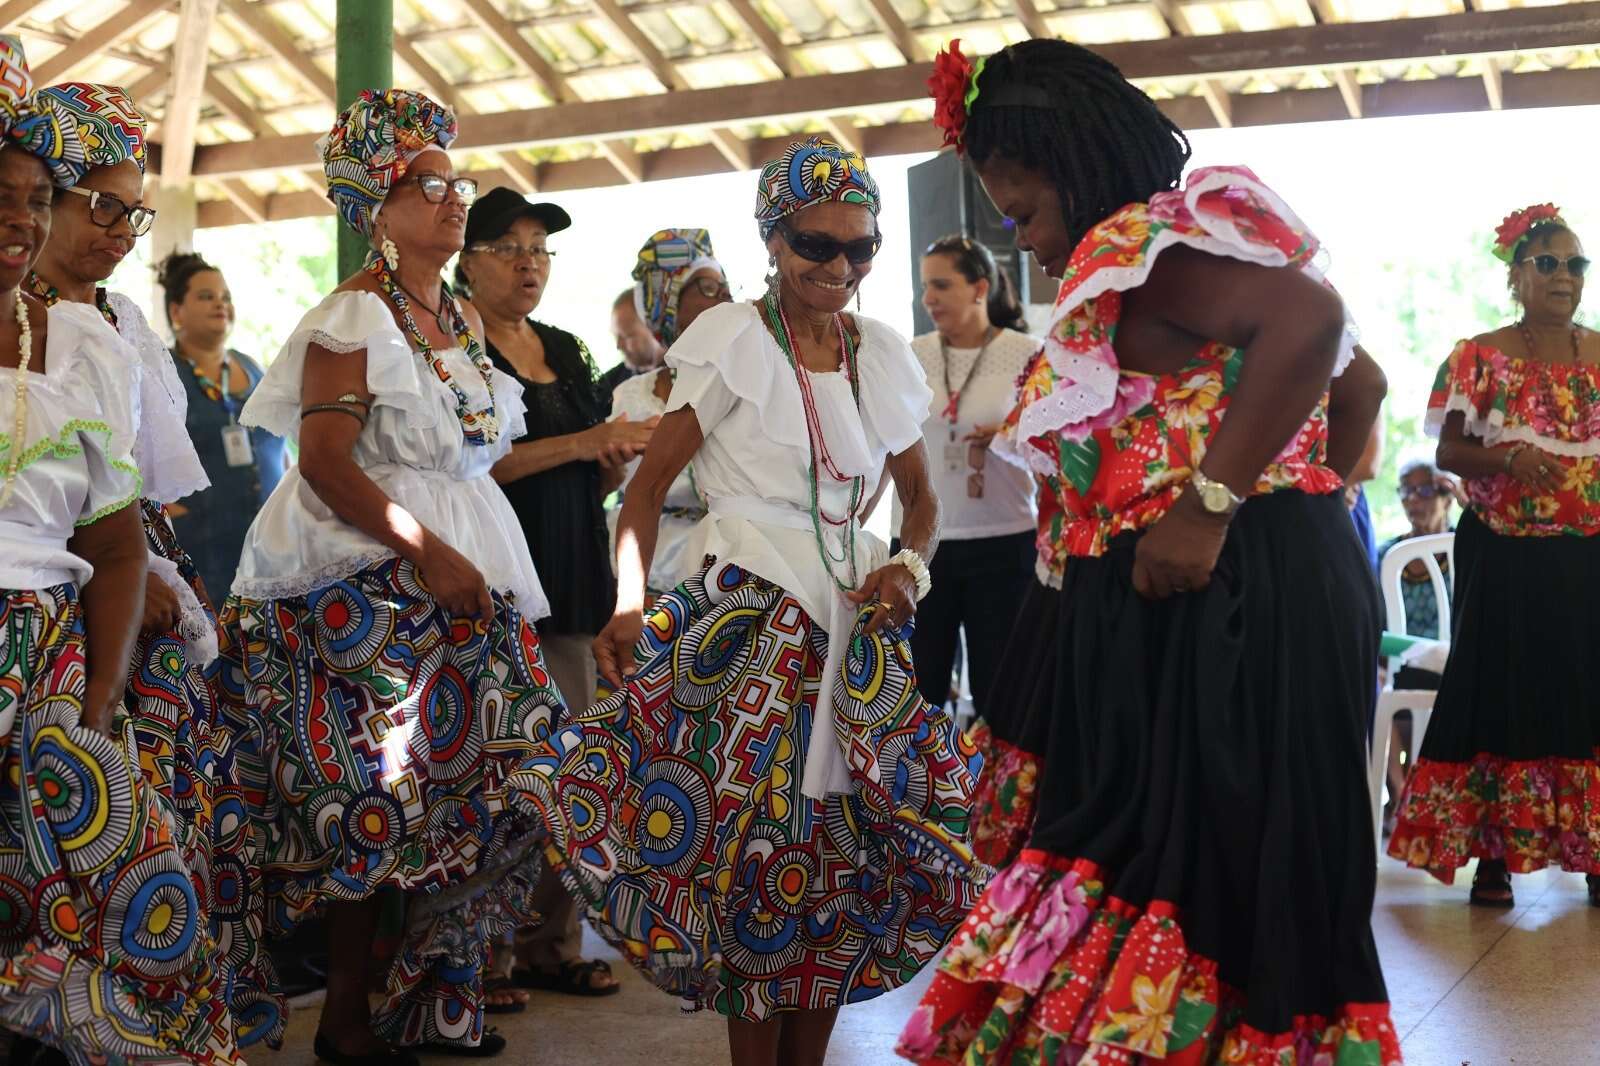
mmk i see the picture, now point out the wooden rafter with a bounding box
[205,74,268,137]
[1332,67,1363,118]
[0,0,51,30]
[705,127,753,171]
[216,178,267,223]
[158,0,219,186]
[219,0,335,101]
[588,0,689,92]
[722,0,798,78]
[596,138,644,183]
[1010,0,1052,40]
[1151,0,1234,129]
[34,0,172,84]
[821,115,864,154]
[458,0,573,104]
[862,0,928,64]
[1483,55,1505,110]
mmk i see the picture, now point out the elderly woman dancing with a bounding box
[526,137,985,1066]
[214,90,563,1065]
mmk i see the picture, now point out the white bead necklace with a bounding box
[1,291,33,509]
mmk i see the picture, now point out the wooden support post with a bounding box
[335,0,392,278]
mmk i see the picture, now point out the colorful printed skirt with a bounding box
[132,499,287,1049]
[214,557,563,1048]
[1389,507,1600,880]
[0,584,238,1065]
[898,492,1402,1065]
[520,558,988,1021]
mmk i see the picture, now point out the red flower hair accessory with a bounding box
[929,39,986,153]
[1493,203,1565,263]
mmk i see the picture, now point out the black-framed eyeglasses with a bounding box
[687,275,732,301]
[775,218,881,265]
[1520,253,1591,278]
[468,240,555,262]
[409,174,479,206]
[62,186,156,237]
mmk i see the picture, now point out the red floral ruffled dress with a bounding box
[1387,339,1600,880]
[902,167,1401,1066]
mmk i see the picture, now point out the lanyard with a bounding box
[218,356,236,424]
[939,328,997,429]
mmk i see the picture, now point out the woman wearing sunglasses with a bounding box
[215,91,569,1063]
[1388,204,1600,911]
[534,137,983,1066]
[603,227,732,602]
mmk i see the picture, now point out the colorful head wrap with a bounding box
[631,228,722,345]
[1493,203,1567,264]
[37,81,146,181]
[320,88,458,238]
[0,37,85,187]
[754,136,880,241]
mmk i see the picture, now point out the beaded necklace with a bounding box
[759,289,863,592]
[1,291,33,509]
[26,273,117,327]
[364,251,500,447]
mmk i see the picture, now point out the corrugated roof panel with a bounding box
[678,7,736,48]
[681,54,783,87]
[546,22,605,63]
[567,66,672,100]
[771,0,833,36]
[635,10,691,52]
[828,0,880,33]
[1053,5,1169,41]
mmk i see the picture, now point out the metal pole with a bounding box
[334,0,393,278]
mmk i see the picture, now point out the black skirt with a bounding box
[902,490,1398,1062]
[1388,506,1600,878]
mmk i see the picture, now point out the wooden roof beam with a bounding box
[158,0,219,187]
[34,0,172,84]
[1197,80,1232,127]
[458,0,574,104]
[1010,0,1052,40]
[588,0,689,92]
[493,152,541,193]
[204,74,268,137]
[862,0,929,64]
[596,138,644,183]
[1483,54,1504,110]
[1331,67,1363,118]
[820,115,864,154]
[216,178,267,224]
[219,0,335,102]
[705,127,753,171]
[722,0,799,78]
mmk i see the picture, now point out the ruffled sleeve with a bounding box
[854,316,932,458]
[1424,340,1510,443]
[53,303,144,524]
[241,290,434,442]
[665,301,805,450]
[1018,165,1357,456]
[107,293,210,504]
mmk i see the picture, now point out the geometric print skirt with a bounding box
[214,557,565,1048]
[0,583,238,1065]
[520,557,989,1021]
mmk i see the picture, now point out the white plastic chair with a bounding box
[1369,531,1455,853]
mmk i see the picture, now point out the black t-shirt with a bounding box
[488,321,616,635]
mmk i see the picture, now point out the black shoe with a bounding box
[417,1030,507,1058]
[313,1033,420,1066]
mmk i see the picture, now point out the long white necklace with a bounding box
[1,291,33,509]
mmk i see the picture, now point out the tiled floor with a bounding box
[255,863,1600,1066]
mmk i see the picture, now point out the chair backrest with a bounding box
[1379,531,1455,641]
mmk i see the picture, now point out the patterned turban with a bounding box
[632,228,721,345]
[754,135,880,241]
[0,38,85,187]
[320,88,457,238]
[38,81,146,181]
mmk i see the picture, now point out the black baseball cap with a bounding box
[463,187,572,246]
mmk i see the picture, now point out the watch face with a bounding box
[1201,482,1231,512]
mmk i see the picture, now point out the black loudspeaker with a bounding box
[905,150,1036,337]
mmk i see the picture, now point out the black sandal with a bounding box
[313,1032,420,1066]
[1587,874,1600,908]
[1469,859,1515,909]
[482,976,527,1015]
[512,958,621,996]
[417,1030,507,1058]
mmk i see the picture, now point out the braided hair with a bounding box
[925,235,1028,332]
[966,40,1191,247]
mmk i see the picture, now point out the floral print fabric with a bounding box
[964,720,1039,870]
[1424,340,1600,537]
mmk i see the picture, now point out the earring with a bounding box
[764,255,779,296]
[381,236,400,271]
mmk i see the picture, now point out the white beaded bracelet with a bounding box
[890,548,933,601]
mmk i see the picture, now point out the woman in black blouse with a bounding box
[458,187,653,1003]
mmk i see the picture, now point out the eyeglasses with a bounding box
[408,174,479,206]
[1397,483,1443,500]
[62,186,156,236]
[468,240,555,262]
[1520,253,1591,278]
[687,276,732,301]
[775,218,881,265]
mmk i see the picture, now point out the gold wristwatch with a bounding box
[1190,469,1244,519]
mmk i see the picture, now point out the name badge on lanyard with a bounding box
[217,357,254,467]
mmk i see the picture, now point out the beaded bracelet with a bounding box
[889,548,933,602]
[1503,442,1527,473]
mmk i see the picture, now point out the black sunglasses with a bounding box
[775,218,881,265]
[1521,253,1590,278]
[1398,483,1442,500]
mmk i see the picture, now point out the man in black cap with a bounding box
[458,186,650,1003]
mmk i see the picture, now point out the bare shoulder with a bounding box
[1470,325,1519,352]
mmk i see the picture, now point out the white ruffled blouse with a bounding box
[0,302,143,591]
[607,368,705,593]
[663,301,931,797]
[233,291,549,618]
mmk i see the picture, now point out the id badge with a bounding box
[943,441,965,472]
[221,424,254,467]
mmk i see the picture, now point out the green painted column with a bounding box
[335,0,393,278]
